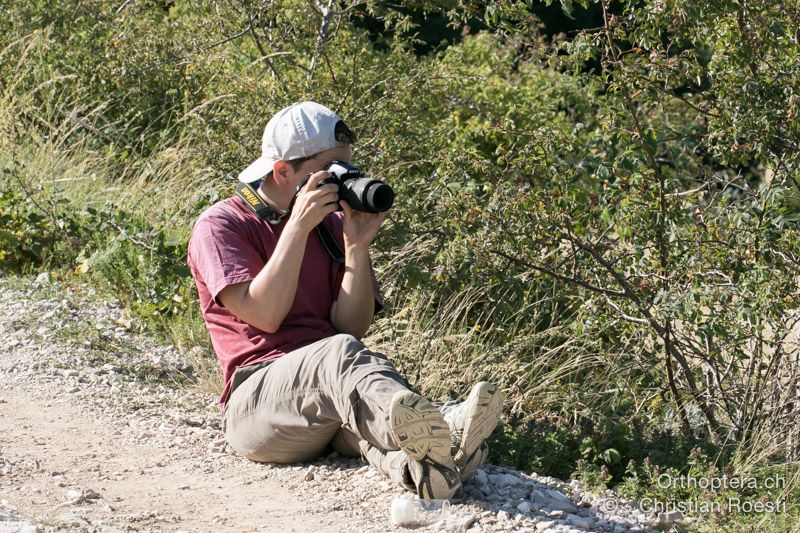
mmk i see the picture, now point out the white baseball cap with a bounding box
[238,101,356,183]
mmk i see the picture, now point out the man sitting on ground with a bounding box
[187,101,503,499]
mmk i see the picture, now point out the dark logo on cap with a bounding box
[334,120,356,144]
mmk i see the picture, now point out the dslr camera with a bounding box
[319,160,394,213]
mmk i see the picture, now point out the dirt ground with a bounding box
[0,279,658,533]
[0,389,332,532]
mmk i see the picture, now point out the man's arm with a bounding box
[219,172,339,332]
[218,223,308,333]
[330,247,376,338]
[329,203,386,338]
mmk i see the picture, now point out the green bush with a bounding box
[0,179,195,334]
[80,205,193,320]
[0,184,84,272]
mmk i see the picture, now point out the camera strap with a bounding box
[315,223,345,264]
[235,180,345,264]
[236,180,286,224]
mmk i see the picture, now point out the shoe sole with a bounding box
[458,442,489,480]
[455,382,503,469]
[411,459,462,501]
[390,390,455,469]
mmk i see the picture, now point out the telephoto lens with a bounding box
[324,161,394,213]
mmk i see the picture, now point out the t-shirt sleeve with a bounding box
[188,211,265,305]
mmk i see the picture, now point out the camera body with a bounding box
[320,160,394,213]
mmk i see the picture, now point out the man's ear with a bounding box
[272,160,291,186]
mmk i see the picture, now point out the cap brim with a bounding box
[238,155,277,183]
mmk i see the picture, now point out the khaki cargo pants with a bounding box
[222,334,415,490]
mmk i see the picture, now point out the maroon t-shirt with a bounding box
[187,196,382,409]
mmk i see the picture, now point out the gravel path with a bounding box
[0,277,665,532]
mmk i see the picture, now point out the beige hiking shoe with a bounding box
[406,458,462,500]
[440,381,503,477]
[457,441,489,480]
[390,390,461,499]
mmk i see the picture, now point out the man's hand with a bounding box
[288,171,340,234]
[339,201,387,252]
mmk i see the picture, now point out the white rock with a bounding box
[544,489,578,513]
[658,510,683,523]
[566,514,592,529]
[497,510,511,521]
[3,524,40,533]
[496,473,521,487]
[473,468,489,487]
[207,438,226,453]
[59,513,90,527]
